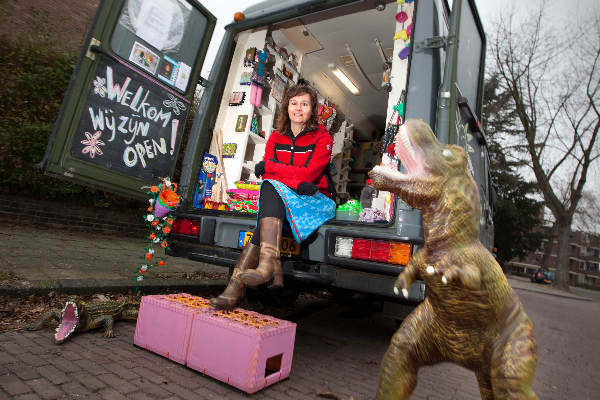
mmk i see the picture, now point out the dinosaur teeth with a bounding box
[399,124,416,161]
[426,265,435,275]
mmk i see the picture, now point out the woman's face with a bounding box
[288,93,312,126]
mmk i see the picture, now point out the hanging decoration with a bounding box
[244,47,257,67]
[318,103,337,131]
[222,143,238,158]
[394,0,414,60]
[382,90,406,157]
[239,71,252,85]
[250,47,270,107]
[250,112,260,135]
[228,91,246,106]
[135,178,181,285]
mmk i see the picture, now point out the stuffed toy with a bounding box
[193,153,218,208]
[369,119,537,400]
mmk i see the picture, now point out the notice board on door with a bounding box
[70,54,190,181]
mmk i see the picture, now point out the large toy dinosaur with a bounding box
[369,119,537,399]
[24,296,139,344]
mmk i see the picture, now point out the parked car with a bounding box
[531,268,554,284]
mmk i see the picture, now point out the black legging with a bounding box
[250,181,286,245]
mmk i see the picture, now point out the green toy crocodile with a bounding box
[24,296,139,344]
[369,119,537,400]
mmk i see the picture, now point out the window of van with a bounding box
[110,0,210,94]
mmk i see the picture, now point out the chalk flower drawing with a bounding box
[163,93,186,115]
[80,131,105,158]
[93,76,107,98]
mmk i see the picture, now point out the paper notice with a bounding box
[175,62,191,91]
[134,0,175,51]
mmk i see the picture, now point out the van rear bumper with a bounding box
[167,241,425,302]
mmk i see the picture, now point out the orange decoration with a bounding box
[145,253,153,260]
[159,184,181,207]
[163,226,171,234]
[151,186,159,193]
[161,241,168,248]
[158,260,165,266]
[166,218,174,224]
[149,233,156,240]
[152,220,159,226]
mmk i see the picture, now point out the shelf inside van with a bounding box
[248,132,266,144]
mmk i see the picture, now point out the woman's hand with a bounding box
[254,161,266,177]
[297,182,318,195]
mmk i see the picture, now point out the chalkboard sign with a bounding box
[70,54,190,181]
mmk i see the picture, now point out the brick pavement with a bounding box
[1,289,599,399]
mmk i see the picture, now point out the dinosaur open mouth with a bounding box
[395,123,418,174]
[54,302,79,343]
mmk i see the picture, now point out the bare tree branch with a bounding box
[488,2,600,291]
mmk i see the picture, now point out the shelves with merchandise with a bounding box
[265,43,299,77]
[257,104,274,115]
[248,131,266,144]
[242,161,256,171]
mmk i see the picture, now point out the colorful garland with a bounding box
[135,177,181,284]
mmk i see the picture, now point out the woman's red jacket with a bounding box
[262,124,333,195]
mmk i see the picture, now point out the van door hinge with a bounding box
[86,38,101,60]
[198,77,209,87]
[415,36,448,52]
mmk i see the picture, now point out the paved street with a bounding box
[1,287,599,399]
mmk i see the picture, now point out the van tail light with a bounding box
[171,219,200,236]
[334,236,411,265]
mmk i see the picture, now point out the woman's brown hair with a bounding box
[275,83,320,133]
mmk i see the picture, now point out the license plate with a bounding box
[238,231,300,256]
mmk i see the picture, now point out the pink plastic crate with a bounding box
[134,294,210,364]
[133,294,296,393]
[186,308,296,393]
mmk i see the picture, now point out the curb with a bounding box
[508,280,592,301]
[0,278,228,296]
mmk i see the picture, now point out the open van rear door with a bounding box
[39,0,216,199]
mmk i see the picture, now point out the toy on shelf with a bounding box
[226,186,260,213]
[192,153,218,208]
[335,199,362,221]
[203,199,228,210]
[235,180,262,191]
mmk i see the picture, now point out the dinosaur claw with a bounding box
[442,276,448,285]
[401,288,409,299]
[393,286,400,296]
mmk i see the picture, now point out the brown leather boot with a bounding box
[239,217,284,288]
[210,242,259,310]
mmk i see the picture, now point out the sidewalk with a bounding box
[0,222,593,301]
[506,274,592,301]
[0,222,228,296]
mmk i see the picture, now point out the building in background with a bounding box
[509,230,600,288]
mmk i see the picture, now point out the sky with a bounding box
[199,0,598,76]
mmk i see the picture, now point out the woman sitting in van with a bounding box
[211,83,336,310]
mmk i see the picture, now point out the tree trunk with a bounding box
[553,225,572,291]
